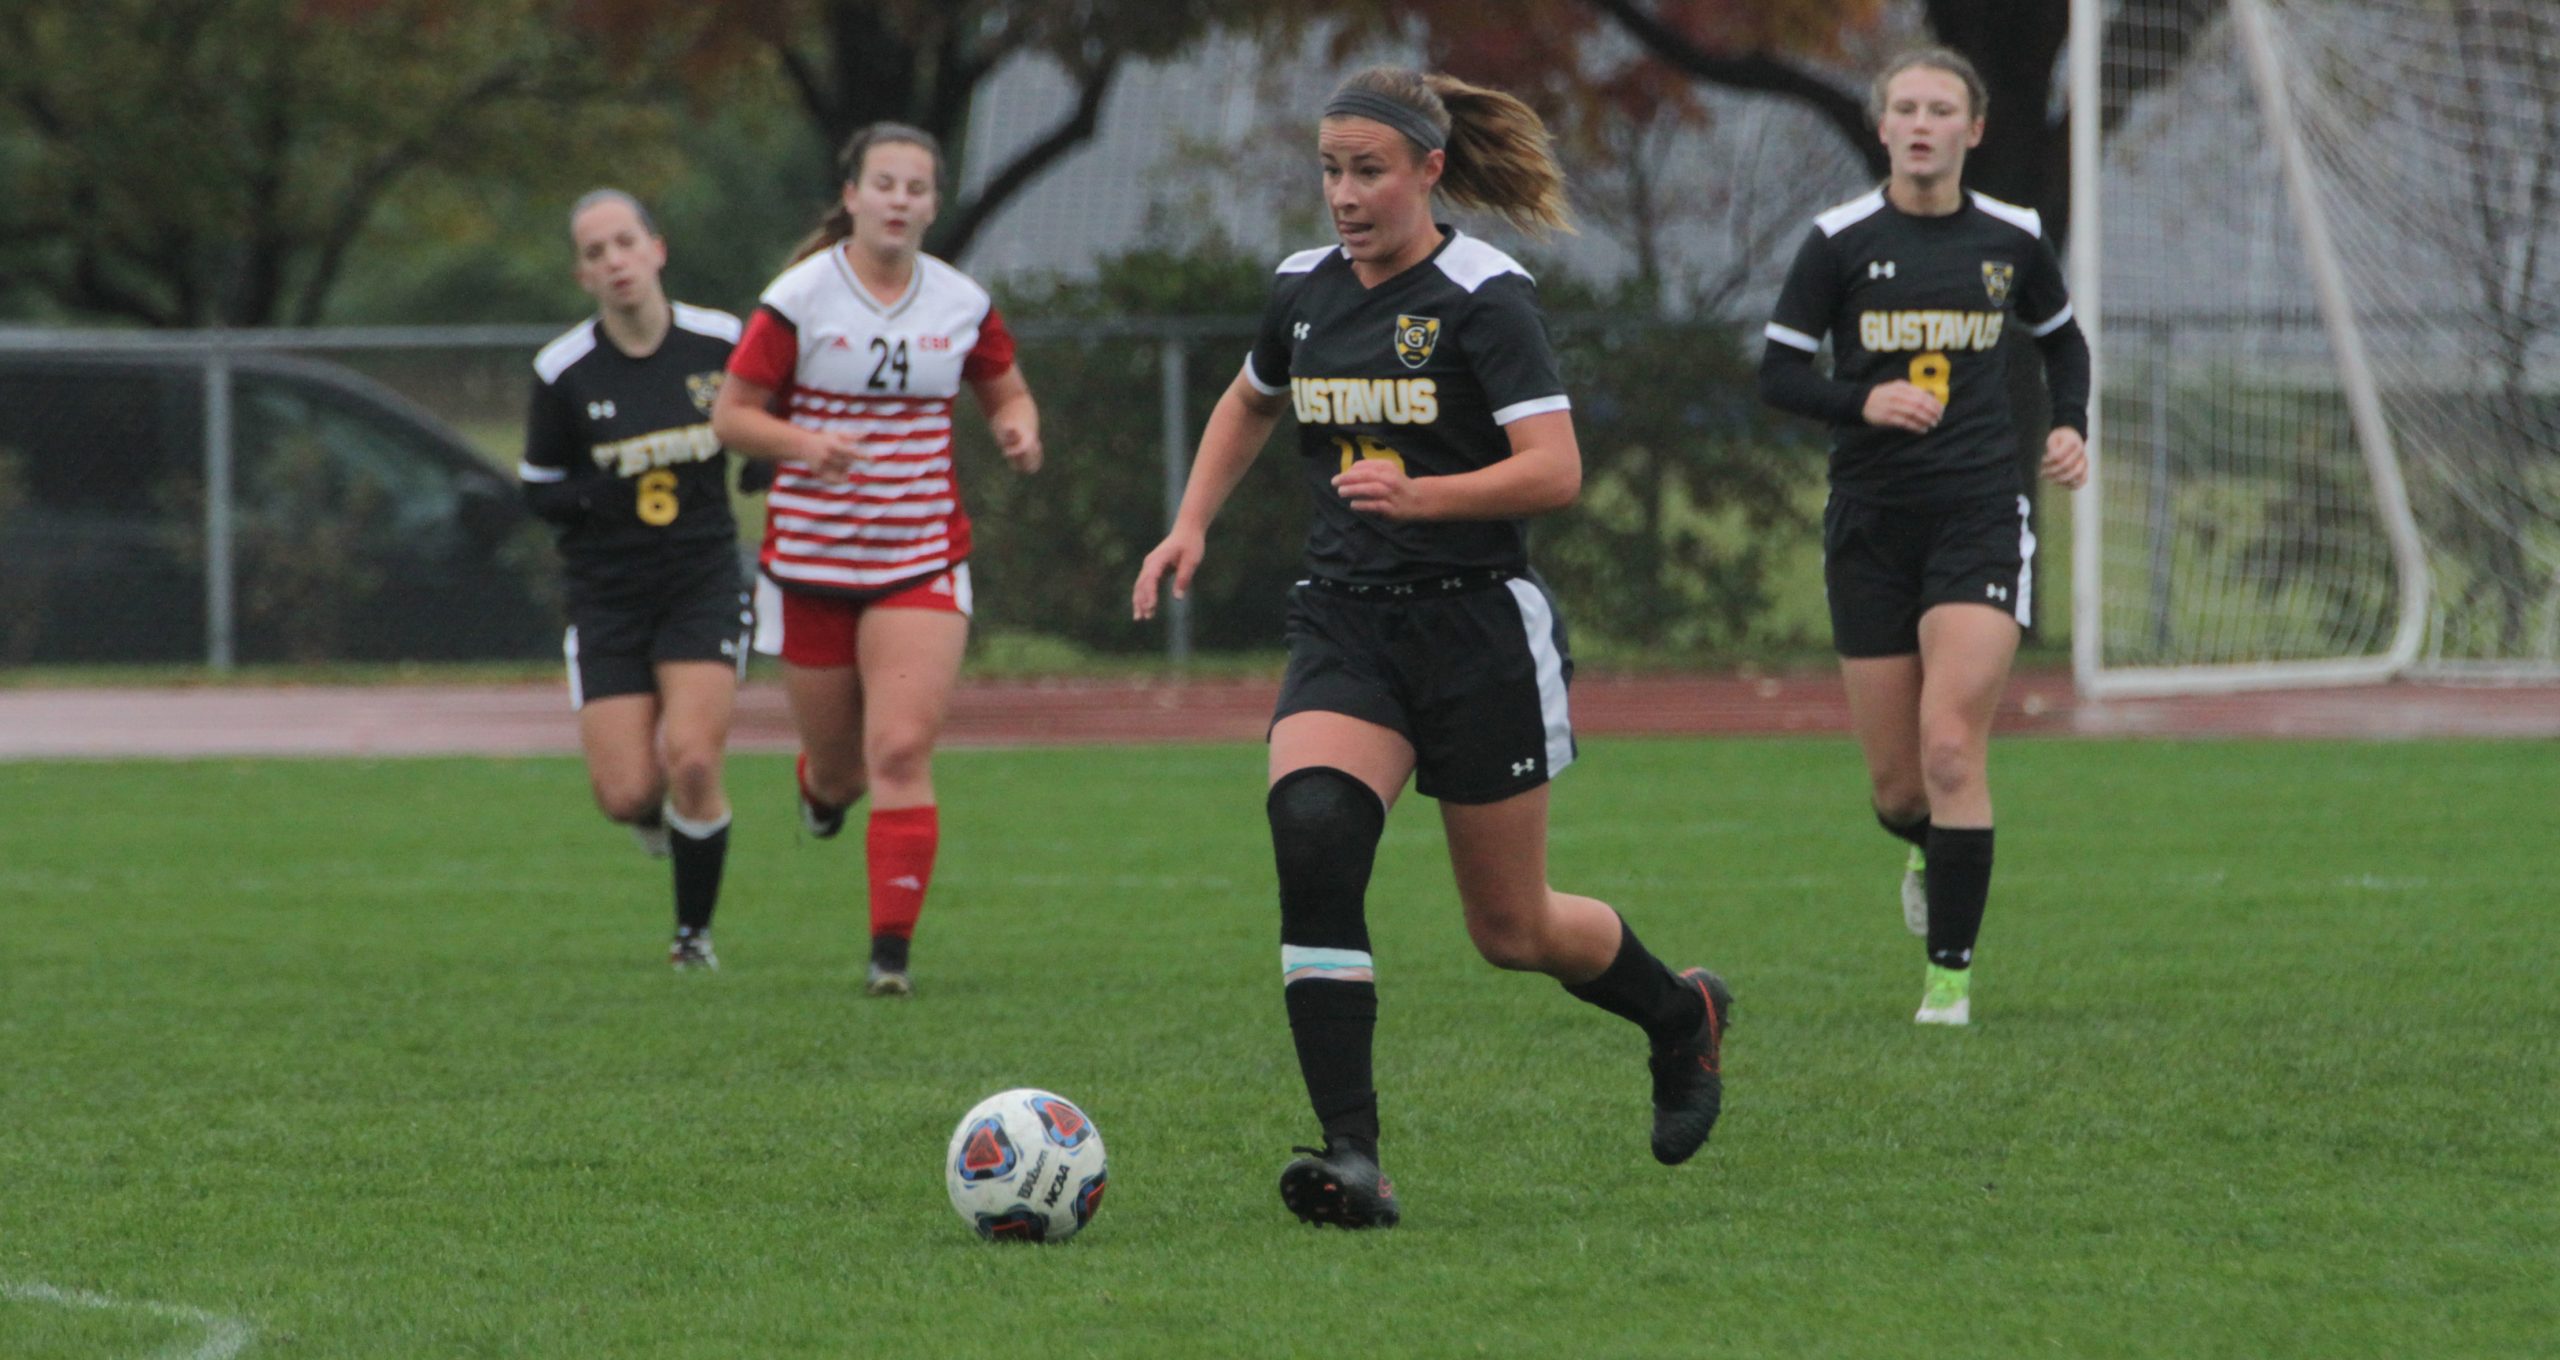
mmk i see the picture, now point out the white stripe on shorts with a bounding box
[752,576,784,657]
[2014,494,2037,629]
[1502,578,1576,780]
[563,625,584,710]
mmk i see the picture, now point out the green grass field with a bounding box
[2,738,2550,1358]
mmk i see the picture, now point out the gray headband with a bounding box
[1323,89,1447,152]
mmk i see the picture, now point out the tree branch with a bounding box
[291,64,543,324]
[928,52,1121,262]
[1579,0,1884,176]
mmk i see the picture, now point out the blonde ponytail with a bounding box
[1328,67,1575,239]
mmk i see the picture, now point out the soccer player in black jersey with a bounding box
[1133,67,1733,1229]
[1758,50,2092,1026]
[521,189,758,970]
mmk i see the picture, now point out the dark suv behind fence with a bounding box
[0,347,558,666]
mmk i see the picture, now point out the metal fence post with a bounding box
[204,341,236,671]
[1159,334,1192,665]
[2145,325,2173,656]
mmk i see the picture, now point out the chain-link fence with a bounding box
[0,319,1831,669]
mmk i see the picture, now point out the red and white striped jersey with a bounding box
[728,247,1016,596]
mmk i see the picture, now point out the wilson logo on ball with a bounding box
[1030,1096,1093,1148]
[955,1117,1018,1182]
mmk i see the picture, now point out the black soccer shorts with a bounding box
[1271,569,1576,804]
[563,547,751,707]
[1823,491,2036,658]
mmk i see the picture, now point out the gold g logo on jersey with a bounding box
[1981,262,2015,307]
[686,370,725,414]
[1392,314,1441,370]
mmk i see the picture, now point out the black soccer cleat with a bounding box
[668,929,718,971]
[1279,1143,1401,1229]
[1649,967,1733,1166]
[796,752,847,839]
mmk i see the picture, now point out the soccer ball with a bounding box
[944,1088,1108,1243]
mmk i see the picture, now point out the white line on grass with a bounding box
[2,1280,255,1359]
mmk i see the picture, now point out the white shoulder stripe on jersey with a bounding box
[1766,322,1822,353]
[1242,352,1286,396]
[1492,394,1571,426]
[518,461,567,483]
[533,320,598,384]
[2026,302,2075,338]
[671,302,743,342]
[1274,245,1335,275]
[1435,233,1534,293]
[1814,188,1888,238]
[1968,190,2043,238]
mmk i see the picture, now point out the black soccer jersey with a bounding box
[521,303,743,594]
[1764,188,2081,507]
[1243,229,1570,585]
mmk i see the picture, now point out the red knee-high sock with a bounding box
[866,805,939,940]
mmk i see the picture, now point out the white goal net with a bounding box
[2073,0,2560,695]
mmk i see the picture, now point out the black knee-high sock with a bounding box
[1877,808,1929,850]
[1286,982,1378,1155]
[1923,825,1994,968]
[1563,914,1705,1046]
[1270,768,1386,1158]
[666,803,731,934]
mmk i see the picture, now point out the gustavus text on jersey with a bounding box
[1858,310,2006,354]
[1291,376,1440,426]
[591,421,723,477]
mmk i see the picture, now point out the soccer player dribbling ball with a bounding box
[1132,66,1733,1230]
[521,189,754,971]
[711,124,1042,998]
[1757,49,2092,1026]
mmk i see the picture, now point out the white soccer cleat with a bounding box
[1900,845,1928,937]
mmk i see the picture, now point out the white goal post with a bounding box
[2070,0,2560,697]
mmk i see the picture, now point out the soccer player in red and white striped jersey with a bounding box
[713,122,1042,997]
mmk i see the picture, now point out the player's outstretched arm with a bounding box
[969,367,1042,474]
[1133,372,1286,620]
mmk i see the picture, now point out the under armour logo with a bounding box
[1869,260,1896,279]
[585,400,616,420]
[889,875,922,891]
[1292,322,1311,340]
[718,639,737,656]
[1986,583,2010,602]
[1512,758,1537,776]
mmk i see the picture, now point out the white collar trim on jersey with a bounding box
[828,244,923,322]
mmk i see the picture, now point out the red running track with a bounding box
[0,672,2552,759]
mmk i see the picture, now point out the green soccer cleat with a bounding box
[1900,845,1928,936]
[1915,962,1970,1026]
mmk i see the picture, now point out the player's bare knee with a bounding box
[1919,736,1982,802]
[662,743,722,797]
[1465,918,1548,972]
[592,779,660,825]
[865,729,934,788]
[1872,782,1929,824]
